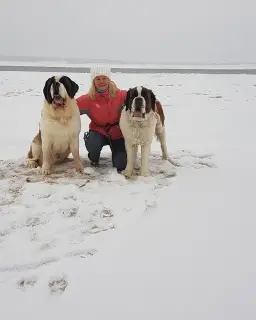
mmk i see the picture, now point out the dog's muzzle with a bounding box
[133,111,145,118]
[132,97,145,118]
[53,95,65,108]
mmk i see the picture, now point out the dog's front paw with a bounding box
[41,163,51,175]
[167,157,181,167]
[26,159,38,169]
[140,170,150,177]
[162,153,168,160]
[121,169,134,178]
[75,162,84,174]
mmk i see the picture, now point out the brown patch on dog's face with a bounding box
[124,86,156,118]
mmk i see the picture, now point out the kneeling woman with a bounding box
[76,67,127,173]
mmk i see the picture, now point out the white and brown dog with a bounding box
[26,75,84,175]
[119,86,168,178]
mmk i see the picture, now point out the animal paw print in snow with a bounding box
[48,277,68,294]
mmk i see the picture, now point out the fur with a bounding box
[26,75,83,175]
[120,86,168,177]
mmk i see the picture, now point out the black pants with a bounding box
[84,130,127,172]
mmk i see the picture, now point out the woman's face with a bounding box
[94,76,110,91]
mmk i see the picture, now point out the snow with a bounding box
[0,70,256,319]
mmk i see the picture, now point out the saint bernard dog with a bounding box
[25,75,84,175]
[119,86,168,178]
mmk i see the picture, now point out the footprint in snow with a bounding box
[17,276,37,290]
[48,276,68,295]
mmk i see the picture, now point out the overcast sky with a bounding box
[0,0,254,64]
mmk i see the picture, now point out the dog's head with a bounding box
[124,86,156,119]
[43,76,79,108]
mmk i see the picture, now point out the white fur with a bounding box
[40,99,82,174]
[50,81,67,100]
[119,108,168,177]
[26,98,83,175]
[137,86,142,95]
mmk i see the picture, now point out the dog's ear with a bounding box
[60,76,79,98]
[124,89,131,111]
[43,77,54,104]
[150,90,156,112]
[70,79,79,98]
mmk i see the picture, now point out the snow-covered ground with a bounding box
[0,71,255,319]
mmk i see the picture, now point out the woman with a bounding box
[76,66,127,173]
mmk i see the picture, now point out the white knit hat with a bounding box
[90,66,111,82]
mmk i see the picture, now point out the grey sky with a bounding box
[0,0,254,64]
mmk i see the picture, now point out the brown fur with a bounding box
[156,100,165,126]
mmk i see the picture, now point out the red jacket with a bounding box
[76,90,127,140]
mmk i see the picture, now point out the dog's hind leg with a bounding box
[26,133,43,168]
[159,131,168,160]
[156,125,168,160]
[26,147,40,168]
[155,112,168,160]
[156,126,180,167]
